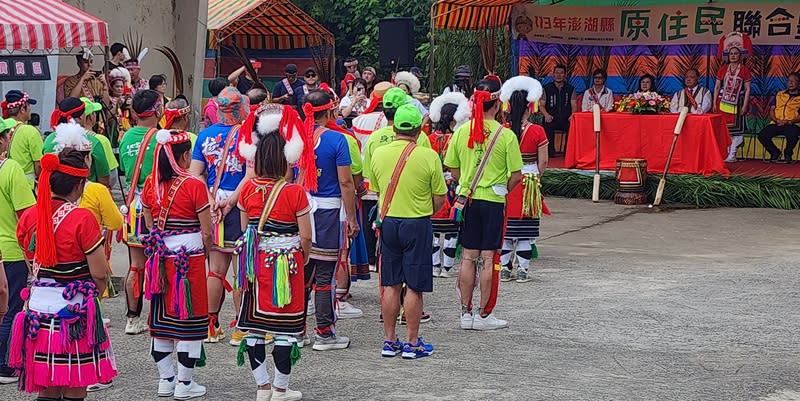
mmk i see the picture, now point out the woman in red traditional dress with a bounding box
[140,129,213,400]
[11,148,117,400]
[713,32,752,162]
[427,92,471,278]
[498,75,549,283]
[234,104,313,401]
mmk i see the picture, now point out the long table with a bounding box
[564,112,732,176]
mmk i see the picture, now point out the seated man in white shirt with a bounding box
[581,68,614,112]
[670,68,712,114]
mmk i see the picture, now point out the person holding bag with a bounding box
[444,79,523,332]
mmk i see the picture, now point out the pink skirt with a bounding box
[8,283,118,392]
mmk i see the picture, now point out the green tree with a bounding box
[295,0,432,68]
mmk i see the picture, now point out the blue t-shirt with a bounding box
[310,128,351,198]
[271,78,306,108]
[192,123,247,191]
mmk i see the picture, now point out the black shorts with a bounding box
[379,217,433,293]
[222,208,244,248]
[458,199,505,251]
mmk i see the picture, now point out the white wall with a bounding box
[59,0,208,129]
[0,55,59,132]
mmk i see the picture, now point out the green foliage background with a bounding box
[293,0,510,93]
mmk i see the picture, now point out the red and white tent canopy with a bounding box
[0,0,109,52]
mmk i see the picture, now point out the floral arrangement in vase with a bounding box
[616,91,671,114]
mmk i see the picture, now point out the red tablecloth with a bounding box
[565,112,732,176]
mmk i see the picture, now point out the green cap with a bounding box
[393,104,423,131]
[0,117,16,133]
[382,87,410,109]
[80,97,103,115]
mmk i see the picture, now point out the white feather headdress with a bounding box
[429,92,471,127]
[53,122,91,153]
[395,71,421,94]
[239,110,303,164]
[499,75,544,104]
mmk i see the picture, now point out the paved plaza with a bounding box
[1,197,798,401]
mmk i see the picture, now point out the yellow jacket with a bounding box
[773,90,800,126]
[79,182,124,231]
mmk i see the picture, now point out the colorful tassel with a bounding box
[521,173,543,219]
[235,339,248,367]
[196,344,207,368]
[213,222,225,248]
[6,312,25,367]
[273,254,291,308]
[234,225,258,291]
[182,277,193,319]
[290,343,301,366]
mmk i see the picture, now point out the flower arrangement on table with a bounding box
[616,91,671,114]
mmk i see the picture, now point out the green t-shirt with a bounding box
[7,122,43,189]
[363,125,431,180]
[89,131,119,170]
[0,158,37,261]
[119,126,158,189]
[443,119,523,204]
[43,132,111,183]
[343,133,362,176]
[368,140,447,218]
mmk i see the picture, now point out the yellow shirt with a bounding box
[368,140,447,218]
[79,182,124,230]
[443,119,523,204]
[363,125,430,180]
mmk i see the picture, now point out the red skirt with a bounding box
[237,250,306,336]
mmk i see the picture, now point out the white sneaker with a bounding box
[158,378,176,397]
[125,317,147,335]
[296,334,312,348]
[256,389,272,401]
[472,312,508,331]
[439,268,455,278]
[460,313,474,330]
[312,334,350,351]
[433,266,442,277]
[87,381,113,392]
[336,301,363,319]
[271,388,302,401]
[173,381,207,400]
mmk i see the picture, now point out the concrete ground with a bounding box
[1,197,798,401]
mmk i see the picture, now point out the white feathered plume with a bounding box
[499,75,544,104]
[429,92,471,127]
[239,113,304,164]
[53,122,90,153]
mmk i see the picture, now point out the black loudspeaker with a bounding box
[379,17,414,67]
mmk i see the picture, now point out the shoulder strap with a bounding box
[257,180,288,232]
[378,141,417,221]
[212,124,242,198]
[5,124,21,148]
[155,176,190,230]
[0,158,6,171]
[467,125,505,197]
[126,128,159,207]
[282,79,294,96]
